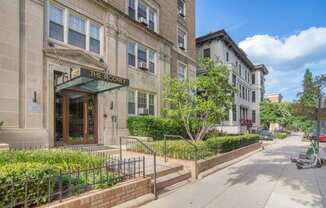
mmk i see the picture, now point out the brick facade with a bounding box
[44,178,151,208]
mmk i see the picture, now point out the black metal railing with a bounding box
[119,136,157,199]
[0,153,145,208]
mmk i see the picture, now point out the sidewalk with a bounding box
[141,133,326,208]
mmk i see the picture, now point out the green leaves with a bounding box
[260,101,292,129]
[163,58,237,141]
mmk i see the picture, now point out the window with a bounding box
[261,91,264,102]
[128,42,136,67]
[128,0,136,19]
[239,64,242,76]
[138,45,147,65]
[232,74,236,86]
[90,23,100,54]
[178,0,185,17]
[128,90,155,116]
[203,48,211,58]
[128,42,156,73]
[149,9,155,31]
[232,104,237,121]
[178,29,186,50]
[252,110,256,123]
[49,5,64,41]
[252,91,256,103]
[137,92,147,110]
[149,49,155,73]
[137,2,147,22]
[68,14,86,49]
[252,74,255,84]
[261,75,264,85]
[128,91,136,115]
[149,94,155,115]
[178,62,187,81]
[226,52,229,62]
[242,86,245,99]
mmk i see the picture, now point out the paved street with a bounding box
[141,133,326,208]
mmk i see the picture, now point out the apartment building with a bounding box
[266,93,283,103]
[196,30,268,133]
[0,0,196,147]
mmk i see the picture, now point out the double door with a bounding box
[55,90,97,145]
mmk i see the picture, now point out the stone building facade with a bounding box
[196,30,268,133]
[0,0,196,147]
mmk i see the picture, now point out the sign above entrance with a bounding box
[55,68,129,94]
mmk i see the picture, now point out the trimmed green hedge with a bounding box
[274,132,288,139]
[206,134,259,153]
[131,134,259,160]
[0,150,121,207]
[128,116,186,140]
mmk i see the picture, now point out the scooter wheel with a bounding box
[317,160,323,168]
[296,164,303,169]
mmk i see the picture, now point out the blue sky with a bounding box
[196,0,326,101]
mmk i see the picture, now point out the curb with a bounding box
[112,193,156,208]
[198,147,263,180]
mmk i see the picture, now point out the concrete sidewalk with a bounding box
[141,133,326,208]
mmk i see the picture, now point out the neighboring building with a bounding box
[196,30,268,133]
[0,0,196,147]
[266,93,283,103]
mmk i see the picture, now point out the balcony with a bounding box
[240,119,253,127]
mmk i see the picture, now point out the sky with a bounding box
[196,0,326,101]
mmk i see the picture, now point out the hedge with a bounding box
[130,134,259,160]
[274,132,288,139]
[128,116,186,140]
[206,134,259,153]
[0,150,121,207]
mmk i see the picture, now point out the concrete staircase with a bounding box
[147,164,192,193]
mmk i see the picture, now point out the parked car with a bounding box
[259,130,273,140]
[320,135,326,142]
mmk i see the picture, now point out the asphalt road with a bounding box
[141,133,326,208]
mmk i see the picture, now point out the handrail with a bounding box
[164,134,198,179]
[119,136,157,199]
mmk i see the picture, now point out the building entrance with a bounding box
[55,90,97,145]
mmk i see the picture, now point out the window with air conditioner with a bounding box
[68,14,86,49]
[137,46,148,70]
[137,2,147,25]
[49,4,64,41]
[128,90,155,116]
[178,0,186,17]
[178,29,186,50]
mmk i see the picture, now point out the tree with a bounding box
[260,101,292,129]
[163,59,236,141]
[298,69,318,107]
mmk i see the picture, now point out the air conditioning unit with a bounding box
[138,61,148,70]
[138,17,148,26]
[138,108,149,115]
[178,42,185,50]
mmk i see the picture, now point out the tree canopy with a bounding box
[163,59,236,141]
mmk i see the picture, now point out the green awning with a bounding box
[55,68,129,94]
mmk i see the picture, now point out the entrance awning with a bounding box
[55,68,129,94]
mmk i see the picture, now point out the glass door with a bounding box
[55,90,97,145]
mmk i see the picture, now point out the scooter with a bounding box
[290,139,323,169]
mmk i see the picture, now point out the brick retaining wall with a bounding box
[44,177,151,208]
[197,143,262,173]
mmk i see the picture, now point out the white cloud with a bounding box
[238,27,326,101]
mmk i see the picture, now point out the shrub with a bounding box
[131,140,211,160]
[0,150,121,207]
[206,134,259,153]
[274,132,288,139]
[128,116,186,140]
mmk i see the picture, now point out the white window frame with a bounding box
[48,3,103,56]
[128,41,156,74]
[177,28,187,50]
[177,61,187,81]
[128,89,156,116]
[127,0,157,32]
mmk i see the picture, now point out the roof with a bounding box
[254,64,269,75]
[196,29,256,70]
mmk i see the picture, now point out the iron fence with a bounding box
[0,155,145,208]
